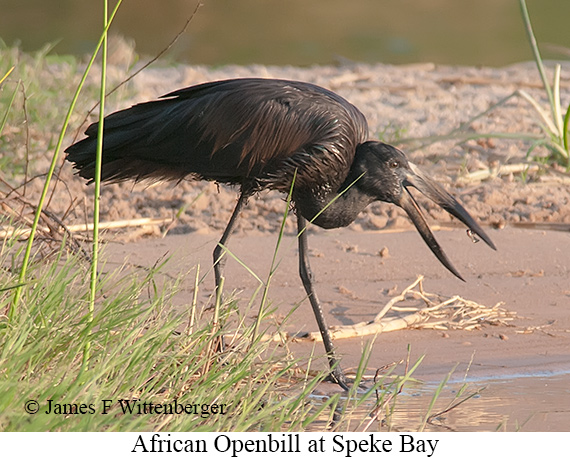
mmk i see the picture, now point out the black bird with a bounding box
[66,78,495,389]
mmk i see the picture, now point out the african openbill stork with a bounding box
[66,78,495,389]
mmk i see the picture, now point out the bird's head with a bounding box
[353,141,496,280]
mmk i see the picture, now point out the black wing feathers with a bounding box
[65,78,368,191]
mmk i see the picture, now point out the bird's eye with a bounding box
[390,160,399,169]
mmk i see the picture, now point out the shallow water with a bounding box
[314,370,570,432]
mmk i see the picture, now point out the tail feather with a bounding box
[65,99,200,183]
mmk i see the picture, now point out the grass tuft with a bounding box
[0,233,335,431]
[518,0,569,168]
[397,0,569,173]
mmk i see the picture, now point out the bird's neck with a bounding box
[294,176,374,229]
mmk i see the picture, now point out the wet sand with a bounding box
[104,225,570,431]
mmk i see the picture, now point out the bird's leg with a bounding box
[297,216,349,390]
[211,192,247,352]
[213,192,248,291]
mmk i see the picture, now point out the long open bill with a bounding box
[397,163,496,281]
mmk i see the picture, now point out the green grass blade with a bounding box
[10,0,124,319]
[518,0,555,111]
[517,89,558,136]
[0,66,14,86]
[418,368,454,432]
[0,79,19,138]
[563,103,570,168]
[295,171,365,239]
[82,0,109,371]
[553,64,563,138]
[214,243,264,285]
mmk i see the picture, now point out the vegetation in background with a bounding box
[399,0,570,173]
[518,0,569,169]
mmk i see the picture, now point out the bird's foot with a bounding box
[325,367,351,392]
[325,367,374,393]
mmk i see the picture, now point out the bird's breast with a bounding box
[293,184,359,229]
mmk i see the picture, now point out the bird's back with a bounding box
[65,78,368,194]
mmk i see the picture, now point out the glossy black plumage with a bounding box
[66,78,495,389]
[67,79,366,193]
